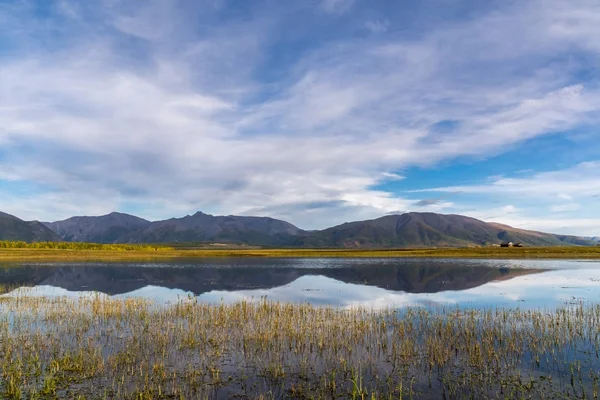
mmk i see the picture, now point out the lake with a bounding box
[2,258,600,398]
[2,257,599,309]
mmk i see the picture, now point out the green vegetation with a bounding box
[0,241,173,251]
[0,244,599,261]
[0,293,598,399]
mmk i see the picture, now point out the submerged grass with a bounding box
[0,245,600,261]
[0,293,599,399]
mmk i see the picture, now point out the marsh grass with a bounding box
[0,292,599,399]
[0,241,173,252]
[1,245,600,262]
[0,241,175,262]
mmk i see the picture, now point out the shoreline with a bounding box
[1,246,600,262]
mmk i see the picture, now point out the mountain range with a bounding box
[115,211,302,246]
[0,210,597,247]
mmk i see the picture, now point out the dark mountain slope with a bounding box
[0,211,62,242]
[44,212,151,243]
[298,212,596,248]
[14,210,598,247]
[120,211,303,245]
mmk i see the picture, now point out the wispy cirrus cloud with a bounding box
[414,162,600,235]
[413,162,600,197]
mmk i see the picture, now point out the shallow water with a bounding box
[1,258,600,309]
[1,258,600,398]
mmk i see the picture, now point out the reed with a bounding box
[0,292,599,398]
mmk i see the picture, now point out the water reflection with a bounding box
[1,258,600,309]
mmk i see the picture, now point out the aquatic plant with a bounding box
[0,293,599,398]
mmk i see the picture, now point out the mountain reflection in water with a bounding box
[1,258,599,308]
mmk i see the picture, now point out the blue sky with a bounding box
[0,0,599,234]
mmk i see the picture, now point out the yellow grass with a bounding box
[0,293,599,399]
[0,245,600,261]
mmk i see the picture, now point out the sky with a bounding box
[0,0,599,235]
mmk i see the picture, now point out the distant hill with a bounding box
[294,212,597,248]
[44,212,151,243]
[0,211,62,242]
[553,234,599,246]
[119,211,304,246]
[10,210,598,247]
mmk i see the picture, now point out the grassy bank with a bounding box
[0,242,600,261]
[0,293,598,399]
[0,241,173,251]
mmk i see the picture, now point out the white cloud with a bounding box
[364,19,389,34]
[501,205,518,214]
[453,204,600,236]
[414,162,600,198]
[320,0,355,15]
[459,205,520,223]
[0,0,599,230]
[489,217,600,236]
[56,0,80,20]
[415,162,600,235]
[551,203,581,212]
[380,172,405,181]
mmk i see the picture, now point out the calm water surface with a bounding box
[1,258,599,309]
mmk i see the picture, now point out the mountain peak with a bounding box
[0,211,61,242]
[0,211,21,221]
[44,212,151,243]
